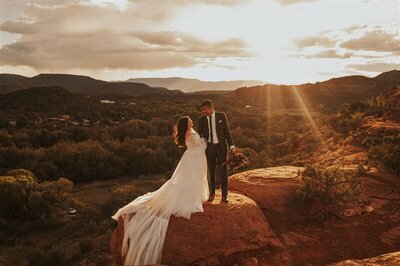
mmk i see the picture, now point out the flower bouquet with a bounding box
[226,149,249,171]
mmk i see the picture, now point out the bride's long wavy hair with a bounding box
[173,116,189,147]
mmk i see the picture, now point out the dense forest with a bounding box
[0,85,325,182]
[0,71,399,183]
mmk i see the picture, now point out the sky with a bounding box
[0,0,399,84]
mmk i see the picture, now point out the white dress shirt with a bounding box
[208,111,219,144]
[207,111,235,150]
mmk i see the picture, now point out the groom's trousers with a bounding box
[206,143,228,198]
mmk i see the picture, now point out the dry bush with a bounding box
[295,164,364,219]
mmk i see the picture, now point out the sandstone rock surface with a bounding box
[110,192,281,265]
[328,251,400,266]
[229,166,302,214]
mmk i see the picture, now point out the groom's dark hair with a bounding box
[201,100,213,109]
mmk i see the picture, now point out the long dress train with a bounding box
[111,129,209,265]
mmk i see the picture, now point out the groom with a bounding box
[198,100,235,203]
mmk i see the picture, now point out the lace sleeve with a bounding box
[186,133,207,149]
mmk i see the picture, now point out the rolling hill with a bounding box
[1,71,399,110]
[0,86,101,115]
[126,77,267,93]
[232,70,400,109]
[0,73,183,96]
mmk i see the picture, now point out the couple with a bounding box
[111,100,235,265]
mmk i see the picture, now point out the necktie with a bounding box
[208,115,213,143]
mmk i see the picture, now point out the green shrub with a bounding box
[295,164,364,218]
[0,169,37,220]
[0,169,77,221]
[368,134,400,176]
[329,111,365,136]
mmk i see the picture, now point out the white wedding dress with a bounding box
[111,129,209,266]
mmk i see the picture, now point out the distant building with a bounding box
[82,119,90,126]
[9,120,16,126]
[100,100,115,104]
[48,117,67,122]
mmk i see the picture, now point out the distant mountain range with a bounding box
[126,77,267,93]
[0,73,183,97]
[0,86,98,115]
[0,71,399,109]
[232,70,400,109]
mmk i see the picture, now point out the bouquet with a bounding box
[226,149,249,171]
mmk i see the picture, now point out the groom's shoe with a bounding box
[221,197,228,203]
[208,194,215,202]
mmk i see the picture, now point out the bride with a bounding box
[111,116,209,265]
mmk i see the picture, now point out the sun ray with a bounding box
[265,85,272,152]
[290,86,326,146]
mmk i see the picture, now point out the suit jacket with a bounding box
[197,111,234,150]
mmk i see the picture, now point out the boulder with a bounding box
[328,251,400,266]
[110,192,281,265]
[229,166,302,214]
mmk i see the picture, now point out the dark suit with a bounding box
[198,111,234,198]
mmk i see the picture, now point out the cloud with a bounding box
[347,62,400,73]
[343,24,368,33]
[134,31,249,57]
[129,0,247,6]
[300,49,353,59]
[278,0,319,5]
[294,36,335,49]
[0,21,37,34]
[293,26,399,59]
[341,30,400,53]
[0,1,250,71]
